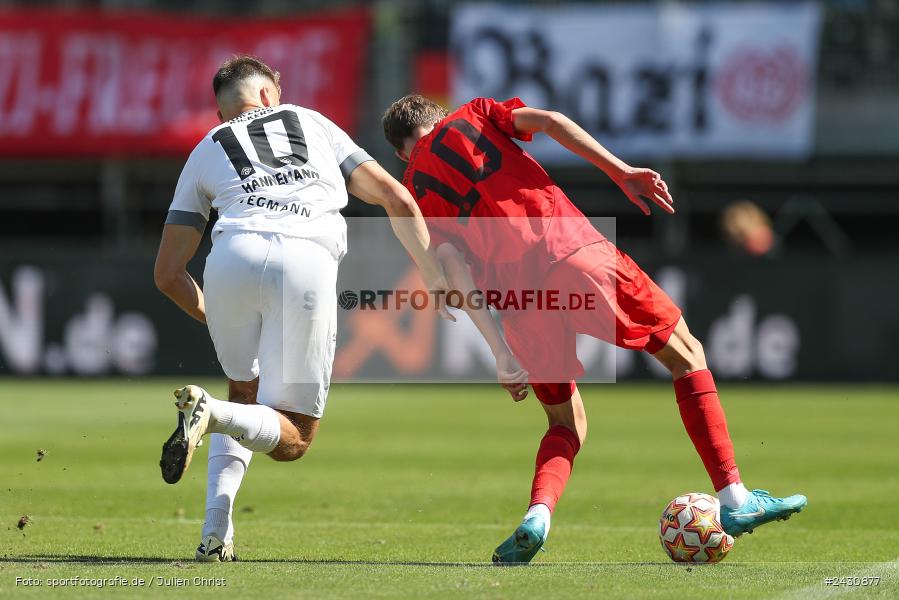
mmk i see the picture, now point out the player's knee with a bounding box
[270,438,310,462]
[667,340,706,377]
[656,326,708,377]
[681,333,706,372]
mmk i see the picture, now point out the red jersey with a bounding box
[403,97,603,292]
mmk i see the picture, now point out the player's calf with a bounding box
[651,319,809,530]
[651,319,743,494]
[493,384,585,563]
[529,385,585,525]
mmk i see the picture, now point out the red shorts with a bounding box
[501,240,681,404]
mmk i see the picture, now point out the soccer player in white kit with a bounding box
[153,56,449,561]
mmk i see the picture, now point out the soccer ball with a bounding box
[659,493,734,563]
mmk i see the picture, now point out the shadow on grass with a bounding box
[2,556,178,565]
[0,555,679,568]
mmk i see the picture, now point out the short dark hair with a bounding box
[382,94,449,151]
[212,55,280,97]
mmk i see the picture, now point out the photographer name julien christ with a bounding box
[155,577,227,587]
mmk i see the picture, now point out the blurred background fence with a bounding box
[0,0,897,381]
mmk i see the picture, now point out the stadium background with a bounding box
[2,2,898,597]
[0,0,897,383]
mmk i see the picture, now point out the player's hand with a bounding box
[497,352,529,402]
[614,167,674,216]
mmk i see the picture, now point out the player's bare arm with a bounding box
[437,242,529,402]
[347,160,453,318]
[154,223,206,323]
[511,107,674,216]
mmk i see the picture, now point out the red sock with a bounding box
[674,369,741,491]
[529,425,581,512]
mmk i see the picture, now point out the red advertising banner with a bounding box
[0,9,370,157]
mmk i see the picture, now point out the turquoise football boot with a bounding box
[720,489,807,537]
[492,516,547,565]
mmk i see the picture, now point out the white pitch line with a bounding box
[769,558,898,600]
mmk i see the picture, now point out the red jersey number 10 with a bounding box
[411,119,503,224]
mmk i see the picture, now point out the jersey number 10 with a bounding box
[411,119,502,224]
[212,111,310,180]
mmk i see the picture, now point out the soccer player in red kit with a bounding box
[382,95,807,563]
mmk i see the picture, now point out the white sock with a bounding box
[524,503,552,537]
[206,399,282,454]
[202,434,252,543]
[717,482,750,509]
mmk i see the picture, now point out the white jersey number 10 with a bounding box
[212,111,309,180]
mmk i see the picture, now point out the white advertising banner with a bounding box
[451,2,821,161]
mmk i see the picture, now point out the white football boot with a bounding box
[196,534,237,562]
[160,385,211,484]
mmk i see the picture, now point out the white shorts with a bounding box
[203,230,338,418]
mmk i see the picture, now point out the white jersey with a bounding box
[166,103,372,258]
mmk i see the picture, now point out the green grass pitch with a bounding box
[2,380,897,598]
